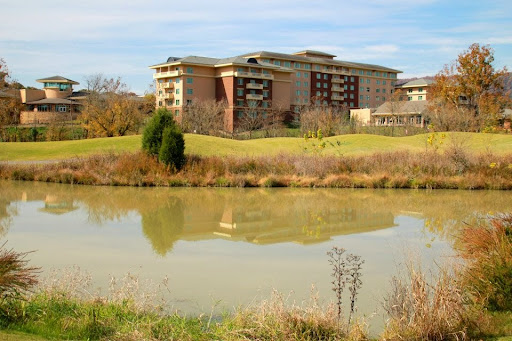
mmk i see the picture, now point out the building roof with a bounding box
[26,98,78,105]
[241,50,402,73]
[397,78,434,88]
[292,50,337,58]
[373,100,428,115]
[36,76,79,85]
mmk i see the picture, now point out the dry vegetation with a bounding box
[1,147,512,189]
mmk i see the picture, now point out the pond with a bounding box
[1,180,512,332]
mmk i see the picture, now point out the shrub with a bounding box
[142,108,185,170]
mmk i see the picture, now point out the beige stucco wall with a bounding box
[20,111,79,125]
[44,88,72,99]
[20,89,45,103]
[350,108,372,125]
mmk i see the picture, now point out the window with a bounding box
[350,94,354,99]
[284,61,291,68]
[382,96,386,101]
[304,90,309,96]
[352,69,356,74]
[186,78,193,84]
[263,90,269,98]
[323,74,328,80]
[316,91,321,96]
[304,81,308,87]
[315,65,321,70]
[175,110,180,117]
[350,85,354,90]
[237,78,244,85]
[376,96,380,101]
[237,100,244,106]
[376,89,380,93]
[366,79,370,84]
[360,78,364,84]
[383,72,388,77]
[303,72,309,78]
[359,95,363,100]
[323,83,328,89]
[186,99,192,105]
[383,80,386,85]
[316,74,321,79]
[175,78,180,84]
[359,70,364,75]
[304,98,309,103]
[375,72,381,77]
[187,88,193,94]
[262,101,269,108]
[350,77,355,82]
[344,93,348,98]
[175,99,180,105]
[274,60,281,66]
[316,82,321,87]
[158,101,162,106]
[408,96,412,101]
[382,89,386,93]
[344,76,348,81]
[237,111,243,118]
[56,105,67,112]
[296,72,301,78]
[419,88,423,92]
[237,67,245,72]
[366,87,370,92]
[360,86,364,91]
[323,91,328,97]
[366,71,372,76]
[376,80,380,85]
[418,96,423,100]
[263,80,269,87]
[296,81,301,87]
[175,89,180,94]
[237,89,244,96]
[344,85,348,90]
[294,62,301,68]
[350,102,354,107]
[262,70,269,74]
[186,67,193,73]
[296,90,301,96]
[366,95,370,100]
[304,64,311,70]
[408,89,413,93]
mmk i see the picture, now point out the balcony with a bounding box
[332,78,344,83]
[331,95,344,101]
[324,69,350,75]
[162,93,174,99]
[331,86,344,92]
[246,94,263,100]
[246,83,263,90]
[232,71,274,80]
[161,82,174,89]
[153,70,182,79]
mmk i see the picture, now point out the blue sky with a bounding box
[1,0,511,94]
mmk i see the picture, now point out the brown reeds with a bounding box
[0,242,39,300]
[1,149,512,189]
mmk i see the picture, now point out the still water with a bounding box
[1,180,511,330]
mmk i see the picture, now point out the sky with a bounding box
[1,0,511,95]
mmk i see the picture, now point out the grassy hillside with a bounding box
[1,132,512,161]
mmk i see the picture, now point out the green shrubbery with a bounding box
[142,108,185,170]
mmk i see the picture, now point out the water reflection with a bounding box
[1,181,511,252]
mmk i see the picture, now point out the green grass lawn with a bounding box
[1,132,512,161]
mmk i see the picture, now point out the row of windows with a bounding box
[407,88,424,93]
[358,95,387,101]
[360,78,388,85]
[295,81,309,87]
[353,70,397,79]
[295,72,309,78]
[236,89,270,97]
[237,79,270,87]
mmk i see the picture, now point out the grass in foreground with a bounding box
[2,132,512,161]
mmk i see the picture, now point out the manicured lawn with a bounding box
[1,132,512,161]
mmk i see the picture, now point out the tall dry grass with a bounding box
[1,149,512,189]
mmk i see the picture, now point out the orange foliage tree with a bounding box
[427,43,510,131]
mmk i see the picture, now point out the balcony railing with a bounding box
[246,94,263,100]
[331,86,344,92]
[162,93,174,99]
[331,95,344,101]
[332,78,344,83]
[153,70,182,79]
[161,82,174,88]
[234,71,274,80]
[324,69,350,75]
[246,83,264,90]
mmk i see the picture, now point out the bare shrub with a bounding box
[0,243,39,300]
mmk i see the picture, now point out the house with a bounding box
[372,100,428,127]
[18,76,82,124]
[394,78,433,101]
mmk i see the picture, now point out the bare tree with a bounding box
[181,98,227,136]
[236,100,267,139]
[300,99,348,136]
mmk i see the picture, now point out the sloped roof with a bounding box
[373,100,428,115]
[36,76,79,85]
[241,51,401,73]
[293,50,337,58]
[398,78,434,88]
[26,98,78,105]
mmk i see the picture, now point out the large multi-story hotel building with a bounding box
[149,50,401,131]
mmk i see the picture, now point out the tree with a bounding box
[79,74,153,137]
[181,98,227,136]
[299,100,348,136]
[427,43,511,131]
[142,108,185,170]
[0,58,23,141]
